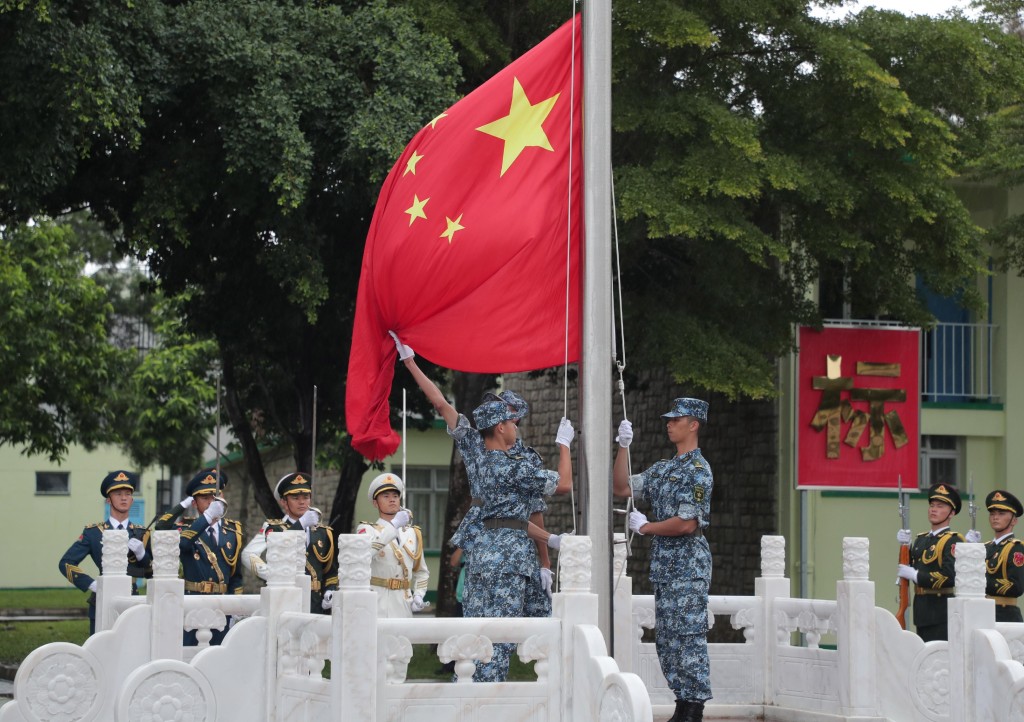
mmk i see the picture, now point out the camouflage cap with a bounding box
[472,399,518,430]
[482,389,529,419]
[275,472,313,501]
[101,470,139,498]
[367,472,405,502]
[928,483,962,515]
[661,397,709,423]
[986,489,1023,517]
[186,468,228,497]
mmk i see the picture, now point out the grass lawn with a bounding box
[0,620,89,665]
[0,588,88,610]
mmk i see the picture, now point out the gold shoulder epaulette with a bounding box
[266,518,284,526]
[85,523,101,530]
[916,531,930,538]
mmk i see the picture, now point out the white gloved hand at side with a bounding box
[555,417,574,447]
[321,589,335,610]
[897,564,918,582]
[204,499,225,524]
[896,529,912,544]
[299,509,320,529]
[410,594,426,612]
[389,331,414,361]
[616,419,633,448]
[180,496,195,509]
[88,580,97,593]
[628,510,648,535]
[965,529,982,543]
[391,509,411,529]
[540,567,554,599]
[547,533,562,550]
[127,537,147,561]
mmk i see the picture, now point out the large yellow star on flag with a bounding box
[441,214,465,244]
[477,78,560,176]
[405,195,429,226]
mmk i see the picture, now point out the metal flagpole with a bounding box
[581,0,614,647]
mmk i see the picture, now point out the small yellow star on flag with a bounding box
[405,195,429,226]
[404,151,424,176]
[429,112,448,129]
[441,214,465,244]
[476,78,559,176]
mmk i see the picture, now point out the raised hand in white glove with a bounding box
[180,496,195,509]
[88,580,97,593]
[410,594,426,612]
[204,499,225,524]
[965,529,982,543]
[897,564,918,582]
[299,509,321,529]
[547,533,562,550]
[555,417,575,447]
[540,567,554,599]
[391,509,411,529]
[388,331,415,361]
[127,537,147,561]
[616,419,633,448]
[628,510,648,535]
[321,589,335,610]
[896,529,912,545]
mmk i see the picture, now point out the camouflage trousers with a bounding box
[465,570,528,682]
[654,578,711,702]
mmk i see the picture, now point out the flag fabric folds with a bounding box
[346,16,583,460]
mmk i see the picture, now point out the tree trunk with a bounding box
[222,356,277,519]
[328,437,369,541]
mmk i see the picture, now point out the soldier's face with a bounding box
[666,416,698,443]
[283,492,311,518]
[374,490,402,515]
[928,500,953,526]
[194,494,213,514]
[107,489,134,514]
[990,510,1016,535]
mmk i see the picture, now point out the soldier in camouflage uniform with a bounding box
[394,333,567,619]
[242,472,338,614]
[613,398,713,722]
[982,490,1024,623]
[467,399,574,681]
[154,468,243,645]
[897,483,965,642]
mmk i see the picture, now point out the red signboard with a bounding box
[797,325,920,490]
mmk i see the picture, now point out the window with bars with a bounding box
[919,435,963,491]
[403,466,450,551]
[35,471,70,495]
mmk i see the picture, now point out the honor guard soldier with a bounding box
[983,490,1024,622]
[58,470,151,634]
[613,399,714,722]
[356,473,429,617]
[242,472,338,614]
[154,468,243,645]
[897,483,965,642]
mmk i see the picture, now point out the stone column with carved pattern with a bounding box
[553,535,599,719]
[757,535,789,707]
[260,530,307,719]
[332,533,376,722]
[947,541,993,722]
[96,529,133,633]
[836,537,878,715]
[611,532,634,674]
[148,530,186,660]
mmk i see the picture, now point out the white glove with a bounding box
[204,499,225,524]
[299,509,321,529]
[127,537,147,561]
[547,533,562,550]
[628,510,648,535]
[896,529,912,545]
[897,564,918,582]
[180,496,195,509]
[410,594,426,612]
[88,580,97,593]
[321,589,335,610]
[391,509,411,528]
[965,529,982,543]
[616,419,633,448]
[389,331,414,361]
[555,417,575,447]
[540,567,553,599]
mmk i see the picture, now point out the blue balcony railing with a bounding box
[921,322,999,403]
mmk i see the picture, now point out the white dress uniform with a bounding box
[356,517,429,617]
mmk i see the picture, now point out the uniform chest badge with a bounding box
[194,552,201,561]
[317,539,323,548]
[928,545,936,554]
[1014,552,1024,567]
[226,542,232,549]
[694,486,705,503]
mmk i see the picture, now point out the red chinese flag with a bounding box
[346,16,583,460]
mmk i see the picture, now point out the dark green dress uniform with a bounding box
[57,471,150,634]
[154,469,243,645]
[906,483,964,642]
[984,490,1024,623]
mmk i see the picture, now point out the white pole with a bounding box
[582,0,614,647]
[402,388,407,482]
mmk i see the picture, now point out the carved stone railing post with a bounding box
[332,534,375,722]
[757,535,789,707]
[96,529,133,632]
[554,535,597,721]
[948,542,993,722]
[611,533,634,673]
[148,530,185,660]
[836,537,877,716]
[261,530,306,720]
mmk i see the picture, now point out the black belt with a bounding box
[483,518,528,532]
[470,497,484,507]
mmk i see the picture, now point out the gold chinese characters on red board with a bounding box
[798,326,920,490]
